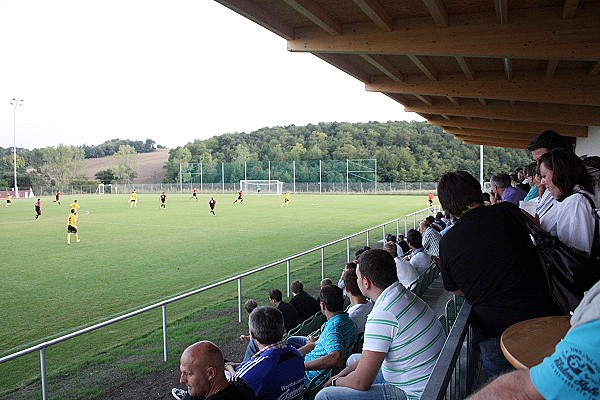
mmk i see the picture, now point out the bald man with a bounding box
[174,341,255,400]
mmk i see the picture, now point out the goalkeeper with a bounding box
[280,191,291,207]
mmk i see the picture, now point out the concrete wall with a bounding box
[576,126,600,157]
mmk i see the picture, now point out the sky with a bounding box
[0,0,421,151]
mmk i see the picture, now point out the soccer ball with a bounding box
[311,203,315,206]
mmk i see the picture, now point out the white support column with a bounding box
[480,145,484,187]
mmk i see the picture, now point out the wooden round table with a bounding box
[501,315,571,369]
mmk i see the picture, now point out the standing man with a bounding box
[129,190,138,208]
[315,249,445,400]
[174,341,256,400]
[69,199,80,213]
[428,192,434,207]
[67,209,80,245]
[208,197,216,215]
[234,190,244,204]
[53,190,61,205]
[6,193,12,207]
[160,192,167,209]
[191,188,199,201]
[437,170,562,379]
[35,198,42,219]
[280,191,291,207]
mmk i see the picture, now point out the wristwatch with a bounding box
[331,377,338,386]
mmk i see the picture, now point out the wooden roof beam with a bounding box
[495,0,508,24]
[460,137,529,149]
[504,58,513,80]
[360,54,404,82]
[422,0,448,27]
[367,71,600,106]
[455,56,475,80]
[414,94,434,106]
[547,59,559,78]
[404,102,600,127]
[313,53,372,82]
[445,128,536,142]
[352,0,393,31]
[289,8,600,59]
[563,0,580,19]
[283,0,342,35]
[216,0,295,40]
[408,55,438,81]
[428,116,588,137]
[589,61,600,76]
[446,96,460,106]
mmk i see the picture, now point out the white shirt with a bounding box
[409,250,431,275]
[540,188,595,255]
[347,301,374,334]
[395,257,419,288]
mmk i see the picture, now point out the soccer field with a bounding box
[0,192,425,397]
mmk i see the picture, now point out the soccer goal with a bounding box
[240,180,283,195]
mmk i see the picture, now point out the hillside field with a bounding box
[0,192,427,398]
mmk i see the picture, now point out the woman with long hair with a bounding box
[538,148,595,257]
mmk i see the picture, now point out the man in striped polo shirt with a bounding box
[316,249,445,400]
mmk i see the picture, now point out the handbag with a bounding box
[504,201,600,315]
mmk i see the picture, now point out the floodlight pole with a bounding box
[10,99,24,198]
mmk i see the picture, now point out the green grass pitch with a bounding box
[0,192,427,397]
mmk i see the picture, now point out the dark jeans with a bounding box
[478,336,514,380]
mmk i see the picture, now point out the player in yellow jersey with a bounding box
[129,190,138,208]
[67,209,80,244]
[280,191,291,207]
[69,199,80,212]
[6,194,12,207]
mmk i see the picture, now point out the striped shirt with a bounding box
[363,281,445,400]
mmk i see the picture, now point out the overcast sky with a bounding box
[0,0,421,151]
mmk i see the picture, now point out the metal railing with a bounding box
[422,303,483,400]
[404,205,442,236]
[0,217,404,400]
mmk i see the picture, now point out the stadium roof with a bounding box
[216,0,600,148]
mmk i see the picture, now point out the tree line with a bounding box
[1,121,534,189]
[163,121,532,184]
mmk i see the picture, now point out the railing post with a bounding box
[366,230,369,247]
[321,248,325,280]
[286,261,291,297]
[396,219,400,238]
[346,238,350,263]
[40,347,48,400]
[237,278,243,323]
[382,225,386,242]
[162,305,168,361]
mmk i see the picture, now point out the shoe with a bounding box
[171,388,187,400]
[77,240,80,243]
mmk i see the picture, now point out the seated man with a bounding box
[174,308,304,400]
[315,249,445,400]
[468,279,600,400]
[404,229,432,275]
[383,241,418,288]
[269,289,302,333]
[292,285,357,385]
[173,340,256,400]
[289,280,321,322]
[342,268,373,334]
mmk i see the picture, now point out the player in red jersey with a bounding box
[233,190,243,204]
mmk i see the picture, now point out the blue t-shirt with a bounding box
[530,319,600,400]
[235,345,305,400]
[304,313,356,384]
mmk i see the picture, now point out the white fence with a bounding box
[0,207,439,400]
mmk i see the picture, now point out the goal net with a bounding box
[240,180,283,195]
